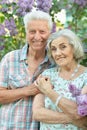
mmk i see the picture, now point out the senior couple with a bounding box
[0,10,87,130]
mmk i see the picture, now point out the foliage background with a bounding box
[0,0,87,66]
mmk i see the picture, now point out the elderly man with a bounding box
[0,10,54,130]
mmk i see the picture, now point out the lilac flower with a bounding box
[69,83,87,116]
[16,8,27,16]
[0,38,4,43]
[36,0,52,13]
[76,94,87,105]
[1,8,9,13]
[78,104,87,116]
[0,24,6,36]
[68,83,81,97]
[77,95,87,116]
[5,18,18,36]
[74,0,87,8]
[0,45,5,51]
[0,0,10,4]
[0,0,11,12]
[51,22,56,33]
[16,0,34,16]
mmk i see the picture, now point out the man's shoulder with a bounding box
[1,49,21,63]
[3,44,27,59]
[5,49,20,57]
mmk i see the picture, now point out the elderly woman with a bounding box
[33,29,87,130]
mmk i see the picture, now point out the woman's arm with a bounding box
[72,116,87,130]
[35,76,85,119]
[32,93,72,124]
[32,93,87,129]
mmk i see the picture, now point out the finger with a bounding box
[45,77,49,81]
[38,74,43,79]
[52,85,54,89]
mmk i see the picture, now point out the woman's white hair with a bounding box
[23,10,53,32]
[47,29,84,63]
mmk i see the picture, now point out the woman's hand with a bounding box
[72,116,87,130]
[34,75,53,94]
[81,86,87,94]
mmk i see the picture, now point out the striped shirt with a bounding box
[0,44,54,130]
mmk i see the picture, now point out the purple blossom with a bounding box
[74,0,87,8]
[16,0,34,16]
[0,0,11,13]
[5,18,18,36]
[76,94,87,116]
[0,24,6,36]
[78,104,87,116]
[51,22,56,33]
[76,94,87,105]
[0,38,4,43]
[36,0,52,13]
[0,45,5,51]
[1,8,9,13]
[69,83,87,116]
[0,0,10,4]
[68,83,81,97]
[16,8,27,16]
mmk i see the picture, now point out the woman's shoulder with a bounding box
[78,65,87,79]
[42,67,57,75]
[80,65,87,73]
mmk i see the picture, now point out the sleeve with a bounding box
[84,79,87,86]
[41,69,50,76]
[82,70,87,86]
[0,54,9,87]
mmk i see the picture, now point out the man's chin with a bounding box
[33,46,46,51]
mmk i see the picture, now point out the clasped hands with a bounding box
[34,75,53,94]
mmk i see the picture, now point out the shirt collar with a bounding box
[20,43,49,63]
[20,43,28,61]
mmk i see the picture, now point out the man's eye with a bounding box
[40,31,45,34]
[28,31,35,34]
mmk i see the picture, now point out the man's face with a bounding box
[26,20,51,51]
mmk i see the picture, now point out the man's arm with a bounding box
[0,83,39,104]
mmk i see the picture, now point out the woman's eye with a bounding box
[51,48,56,51]
[60,45,66,49]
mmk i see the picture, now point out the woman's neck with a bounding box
[58,61,80,80]
[60,61,78,72]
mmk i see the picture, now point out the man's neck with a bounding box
[28,48,46,60]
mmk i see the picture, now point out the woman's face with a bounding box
[50,36,74,66]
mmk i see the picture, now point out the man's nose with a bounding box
[34,32,41,40]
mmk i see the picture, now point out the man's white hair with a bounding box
[23,10,53,32]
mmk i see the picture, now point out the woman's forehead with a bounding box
[51,36,69,46]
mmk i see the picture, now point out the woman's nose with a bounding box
[55,49,61,55]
